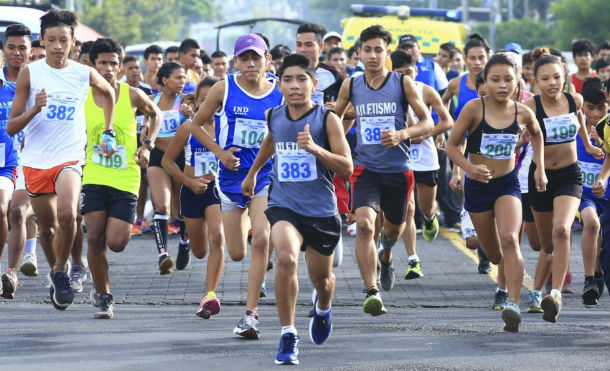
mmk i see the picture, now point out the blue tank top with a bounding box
[577,135,610,197]
[153,93,188,138]
[268,104,337,217]
[455,74,478,119]
[214,74,284,194]
[0,80,18,168]
[350,72,411,173]
[415,58,437,90]
[184,134,219,177]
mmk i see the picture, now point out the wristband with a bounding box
[101,134,116,152]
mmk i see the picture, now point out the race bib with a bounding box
[45,94,78,124]
[312,91,324,106]
[160,110,180,134]
[543,113,578,143]
[579,161,602,187]
[277,148,317,182]
[410,143,423,163]
[0,142,5,167]
[136,115,145,132]
[480,133,518,159]
[234,118,267,148]
[360,116,394,145]
[92,145,128,170]
[194,151,218,177]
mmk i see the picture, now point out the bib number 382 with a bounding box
[277,150,317,182]
[45,94,77,123]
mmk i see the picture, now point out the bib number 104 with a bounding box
[240,130,265,147]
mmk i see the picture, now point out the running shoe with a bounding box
[562,270,575,294]
[309,301,332,345]
[594,272,605,297]
[167,221,179,235]
[196,292,221,319]
[582,277,600,306]
[541,292,562,323]
[175,242,191,270]
[260,277,267,298]
[158,253,174,275]
[131,223,143,236]
[90,286,102,307]
[94,293,115,319]
[274,333,299,365]
[492,290,508,311]
[527,290,543,313]
[501,300,521,333]
[69,264,87,293]
[49,271,74,310]
[404,259,423,280]
[362,287,387,316]
[233,310,260,339]
[378,248,395,291]
[477,247,491,274]
[20,253,38,277]
[1,269,18,299]
[346,222,357,236]
[422,214,439,242]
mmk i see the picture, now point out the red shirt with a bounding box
[571,71,596,93]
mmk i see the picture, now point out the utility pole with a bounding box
[524,0,530,17]
[66,0,75,11]
[462,0,469,23]
[489,0,497,50]
[508,0,514,20]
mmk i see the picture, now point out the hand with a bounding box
[435,135,445,151]
[521,129,531,144]
[188,177,210,194]
[101,133,116,158]
[381,129,403,148]
[135,146,150,168]
[343,104,356,120]
[241,174,256,198]
[140,125,150,141]
[346,212,356,224]
[449,174,462,192]
[586,144,605,161]
[34,88,47,112]
[468,164,492,183]
[297,124,318,154]
[180,103,195,119]
[220,147,241,171]
[324,101,336,110]
[592,179,607,198]
[534,167,548,193]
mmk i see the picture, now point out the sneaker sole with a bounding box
[363,297,387,316]
[72,283,84,293]
[1,274,15,299]
[274,358,299,365]
[49,286,69,311]
[527,306,543,313]
[404,271,423,280]
[94,311,114,319]
[501,309,521,333]
[541,297,558,323]
[233,327,260,340]
[20,262,39,277]
[422,229,438,242]
[196,300,221,319]
[492,305,504,311]
[582,289,599,306]
[159,257,175,275]
[308,317,332,345]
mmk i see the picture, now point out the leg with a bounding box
[245,196,270,310]
[417,182,437,219]
[222,208,249,261]
[29,194,58,270]
[204,205,225,293]
[402,193,417,257]
[273,221,303,327]
[53,170,81,272]
[493,196,524,304]
[549,196,581,291]
[70,213,85,266]
[580,207,600,277]
[85,211,110,294]
[136,174,148,221]
[354,206,378,289]
[7,190,32,269]
[468,211,502,265]
[185,216,208,259]
[0,184,13,260]
[147,167,172,255]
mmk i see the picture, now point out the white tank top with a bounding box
[22,59,90,169]
[518,143,533,193]
[409,82,440,172]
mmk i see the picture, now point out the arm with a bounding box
[441,77,458,107]
[7,67,46,136]
[522,104,547,192]
[89,68,115,132]
[298,112,353,178]
[592,155,609,198]
[333,78,354,134]
[425,85,454,137]
[161,123,210,194]
[131,87,162,168]
[573,94,604,160]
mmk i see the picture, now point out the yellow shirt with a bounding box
[82,82,140,195]
[596,113,610,153]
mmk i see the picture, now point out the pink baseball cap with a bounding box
[234,34,267,57]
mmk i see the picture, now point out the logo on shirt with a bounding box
[355,102,397,117]
[233,106,250,115]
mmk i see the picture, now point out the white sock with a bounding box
[550,289,562,299]
[24,238,36,256]
[281,325,297,336]
[408,254,419,262]
[496,287,507,293]
[315,303,331,316]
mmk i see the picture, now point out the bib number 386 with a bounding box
[360,116,394,145]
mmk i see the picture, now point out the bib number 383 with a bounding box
[277,150,317,182]
[360,116,394,145]
[234,118,267,149]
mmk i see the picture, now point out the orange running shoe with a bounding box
[131,223,142,236]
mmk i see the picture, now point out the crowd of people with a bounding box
[0,8,608,366]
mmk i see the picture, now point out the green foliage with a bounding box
[551,0,608,50]
[78,0,216,45]
[473,17,554,50]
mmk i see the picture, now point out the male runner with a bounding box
[178,38,201,94]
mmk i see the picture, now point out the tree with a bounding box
[473,17,554,50]
[551,0,608,50]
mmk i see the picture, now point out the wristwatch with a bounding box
[143,139,154,151]
[103,129,116,138]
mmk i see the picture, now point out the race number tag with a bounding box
[579,161,602,187]
[0,143,5,167]
[543,113,578,143]
[360,116,394,145]
[136,115,146,132]
[45,94,78,124]
[160,110,180,134]
[277,148,317,182]
[234,118,267,148]
[194,151,218,177]
[312,91,324,106]
[480,133,518,159]
[410,143,423,163]
[92,145,128,170]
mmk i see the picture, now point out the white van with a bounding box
[0,6,44,44]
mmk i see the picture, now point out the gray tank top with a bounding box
[268,104,337,217]
[350,72,411,173]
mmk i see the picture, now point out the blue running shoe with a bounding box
[50,271,74,310]
[260,276,267,298]
[501,300,521,333]
[309,300,332,345]
[275,333,299,365]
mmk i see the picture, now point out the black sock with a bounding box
[153,215,169,254]
[177,217,188,242]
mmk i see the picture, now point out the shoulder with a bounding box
[516,101,536,119]
[523,96,537,111]
[448,75,461,89]
[568,92,583,107]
